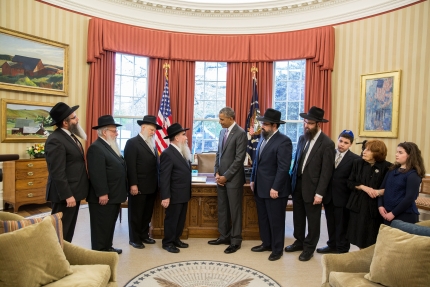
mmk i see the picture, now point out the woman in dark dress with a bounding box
[346,140,391,249]
[377,142,426,225]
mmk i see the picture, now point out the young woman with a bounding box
[377,142,426,225]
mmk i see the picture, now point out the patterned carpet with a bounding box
[124,260,281,287]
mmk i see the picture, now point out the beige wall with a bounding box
[0,0,89,159]
[332,1,430,169]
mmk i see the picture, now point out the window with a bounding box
[113,53,148,153]
[192,62,227,154]
[273,60,306,159]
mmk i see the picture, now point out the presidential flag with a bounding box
[245,69,261,165]
[155,76,172,154]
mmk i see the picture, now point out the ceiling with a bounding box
[42,0,422,34]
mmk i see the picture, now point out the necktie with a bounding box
[298,141,309,175]
[222,129,228,148]
[146,141,155,155]
[259,139,267,159]
[71,134,84,154]
[335,153,342,168]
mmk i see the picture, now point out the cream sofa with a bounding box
[321,220,430,287]
[0,212,118,287]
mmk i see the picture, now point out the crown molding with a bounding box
[42,0,422,34]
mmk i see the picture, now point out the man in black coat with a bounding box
[159,123,192,253]
[250,108,292,261]
[45,102,89,242]
[87,115,128,254]
[285,106,335,261]
[318,130,360,254]
[124,115,162,249]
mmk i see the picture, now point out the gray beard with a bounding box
[178,141,192,162]
[106,135,121,157]
[142,133,155,151]
[69,122,87,140]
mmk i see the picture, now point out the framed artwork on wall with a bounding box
[1,98,55,143]
[0,27,68,96]
[359,70,401,138]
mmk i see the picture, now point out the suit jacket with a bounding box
[86,138,128,204]
[124,135,159,194]
[323,149,360,207]
[250,131,292,199]
[45,128,89,202]
[291,132,335,203]
[159,145,191,204]
[214,124,247,188]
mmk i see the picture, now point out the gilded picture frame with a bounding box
[1,98,55,143]
[0,27,68,96]
[359,70,401,138]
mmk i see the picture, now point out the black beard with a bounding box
[261,129,274,140]
[304,125,318,141]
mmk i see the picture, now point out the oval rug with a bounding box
[124,260,281,287]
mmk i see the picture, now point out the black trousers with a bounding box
[89,203,120,251]
[324,200,350,252]
[254,194,287,255]
[292,177,322,253]
[51,201,81,242]
[162,202,188,247]
[128,192,156,243]
[216,184,243,245]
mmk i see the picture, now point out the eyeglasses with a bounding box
[303,120,317,126]
[106,129,119,133]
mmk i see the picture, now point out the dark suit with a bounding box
[322,149,360,253]
[45,128,89,242]
[124,135,159,243]
[250,131,292,255]
[214,124,247,245]
[291,132,335,253]
[159,145,191,247]
[87,138,128,251]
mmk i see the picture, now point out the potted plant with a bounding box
[27,143,45,158]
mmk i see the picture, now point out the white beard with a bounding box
[70,122,87,140]
[141,131,155,151]
[178,141,192,162]
[106,134,121,157]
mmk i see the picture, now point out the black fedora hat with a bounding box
[256,108,286,124]
[49,102,79,126]
[163,123,189,139]
[300,106,329,123]
[92,115,122,130]
[137,115,162,130]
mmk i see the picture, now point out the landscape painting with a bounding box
[1,99,55,143]
[0,27,68,96]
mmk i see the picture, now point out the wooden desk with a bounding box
[151,174,260,240]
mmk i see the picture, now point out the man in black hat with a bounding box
[285,106,335,261]
[250,108,292,261]
[87,115,128,254]
[45,102,89,242]
[124,115,162,249]
[159,123,192,253]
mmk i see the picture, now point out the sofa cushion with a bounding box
[391,219,430,237]
[329,272,381,287]
[0,216,72,287]
[364,224,430,287]
[45,265,111,287]
[0,212,64,248]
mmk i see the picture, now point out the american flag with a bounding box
[245,73,261,165]
[155,77,172,153]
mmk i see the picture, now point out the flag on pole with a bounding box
[155,64,172,154]
[245,67,261,165]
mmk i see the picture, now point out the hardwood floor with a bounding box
[2,203,52,217]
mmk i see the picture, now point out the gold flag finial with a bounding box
[251,66,258,80]
[163,63,170,79]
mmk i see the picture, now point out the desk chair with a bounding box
[196,153,216,173]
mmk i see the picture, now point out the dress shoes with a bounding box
[316,246,338,254]
[208,238,230,245]
[129,241,145,249]
[105,247,122,254]
[284,244,303,252]
[162,245,180,253]
[251,244,272,252]
[268,253,282,261]
[173,240,189,248]
[142,238,156,244]
[299,251,313,261]
[224,244,241,254]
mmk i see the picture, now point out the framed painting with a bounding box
[1,98,55,143]
[359,70,401,138]
[0,27,68,96]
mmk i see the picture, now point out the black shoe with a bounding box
[162,245,180,253]
[208,238,230,245]
[251,244,272,252]
[129,241,145,249]
[173,240,189,248]
[299,251,313,261]
[268,253,282,261]
[142,238,156,244]
[316,246,337,254]
[224,244,241,254]
[106,247,122,254]
[284,244,303,252]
